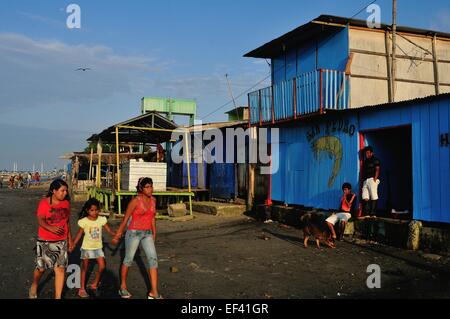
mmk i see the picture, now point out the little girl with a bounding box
[71,198,115,298]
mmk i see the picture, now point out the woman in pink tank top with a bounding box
[112,177,162,299]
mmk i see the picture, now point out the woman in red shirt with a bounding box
[29,179,73,299]
[112,177,162,299]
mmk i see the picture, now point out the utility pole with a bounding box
[391,0,397,102]
[225,73,239,202]
[225,74,239,120]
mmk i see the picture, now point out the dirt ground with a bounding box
[1,188,449,299]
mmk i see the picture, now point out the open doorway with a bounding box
[360,125,413,218]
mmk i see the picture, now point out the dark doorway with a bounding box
[361,126,413,218]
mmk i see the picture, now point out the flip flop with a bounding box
[78,289,90,298]
[119,289,132,299]
[147,293,163,299]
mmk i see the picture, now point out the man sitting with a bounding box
[326,182,356,241]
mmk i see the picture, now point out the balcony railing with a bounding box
[248,69,350,126]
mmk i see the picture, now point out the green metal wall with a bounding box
[141,97,197,125]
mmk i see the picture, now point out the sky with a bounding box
[0,0,449,171]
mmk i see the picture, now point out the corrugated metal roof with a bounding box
[327,93,450,114]
[253,93,450,128]
[244,14,450,59]
[87,111,178,144]
[185,121,247,133]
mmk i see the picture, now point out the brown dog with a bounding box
[300,213,336,249]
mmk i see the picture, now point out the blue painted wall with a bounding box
[206,127,239,200]
[209,163,236,199]
[272,113,360,209]
[271,27,349,85]
[359,97,450,223]
[273,95,450,223]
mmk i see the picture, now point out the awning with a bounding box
[87,111,178,144]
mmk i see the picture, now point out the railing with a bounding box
[248,69,350,125]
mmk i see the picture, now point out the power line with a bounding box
[201,72,271,120]
[350,0,378,19]
[202,0,379,121]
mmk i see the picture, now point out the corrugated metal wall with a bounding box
[272,113,359,209]
[359,97,450,223]
[209,163,236,200]
[272,27,349,85]
[273,95,450,223]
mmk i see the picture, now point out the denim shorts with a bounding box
[80,248,105,260]
[123,230,158,269]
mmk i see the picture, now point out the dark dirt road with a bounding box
[1,188,449,299]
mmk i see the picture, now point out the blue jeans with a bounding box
[123,230,158,269]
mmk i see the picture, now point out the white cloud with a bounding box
[0,32,269,122]
[0,32,166,112]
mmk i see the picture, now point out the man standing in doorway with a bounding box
[362,146,380,217]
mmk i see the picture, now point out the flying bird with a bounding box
[75,67,92,71]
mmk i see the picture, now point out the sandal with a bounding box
[78,289,90,298]
[119,289,132,299]
[147,293,163,299]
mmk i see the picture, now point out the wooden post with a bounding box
[265,144,272,206]
[184,131,193,216]
[96,140,102,188]
[391,0,397,102]
[88,147,94,180]
[432,34,441,95]
[115,127,120,192]
[385,31,393,103]
[247,127,256,211]
[115,127,122,216]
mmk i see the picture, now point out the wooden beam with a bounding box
[350,48,450,64]
[350,49,450,63]
[432,34,441,95]
[349,25,450,42]
[392,0,398,102]
[96,140,102,188]
[345,52,354,75]
[385,31,393,102]
[351,73,450,86]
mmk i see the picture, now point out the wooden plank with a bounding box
[432,34,441,94]
[350,48,450,64]
[385,31,393,102]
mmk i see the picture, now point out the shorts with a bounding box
[80,248,105,260]
[326,213,352,225]
[123,230,158,269]
[362,177,380,200]
[35,240,68,270]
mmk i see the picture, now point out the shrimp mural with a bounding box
[312,136,343,188]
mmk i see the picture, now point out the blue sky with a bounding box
[1,0,449,170]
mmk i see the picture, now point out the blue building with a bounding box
[245,16,450,223]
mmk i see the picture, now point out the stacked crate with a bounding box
[121,160,167,191]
